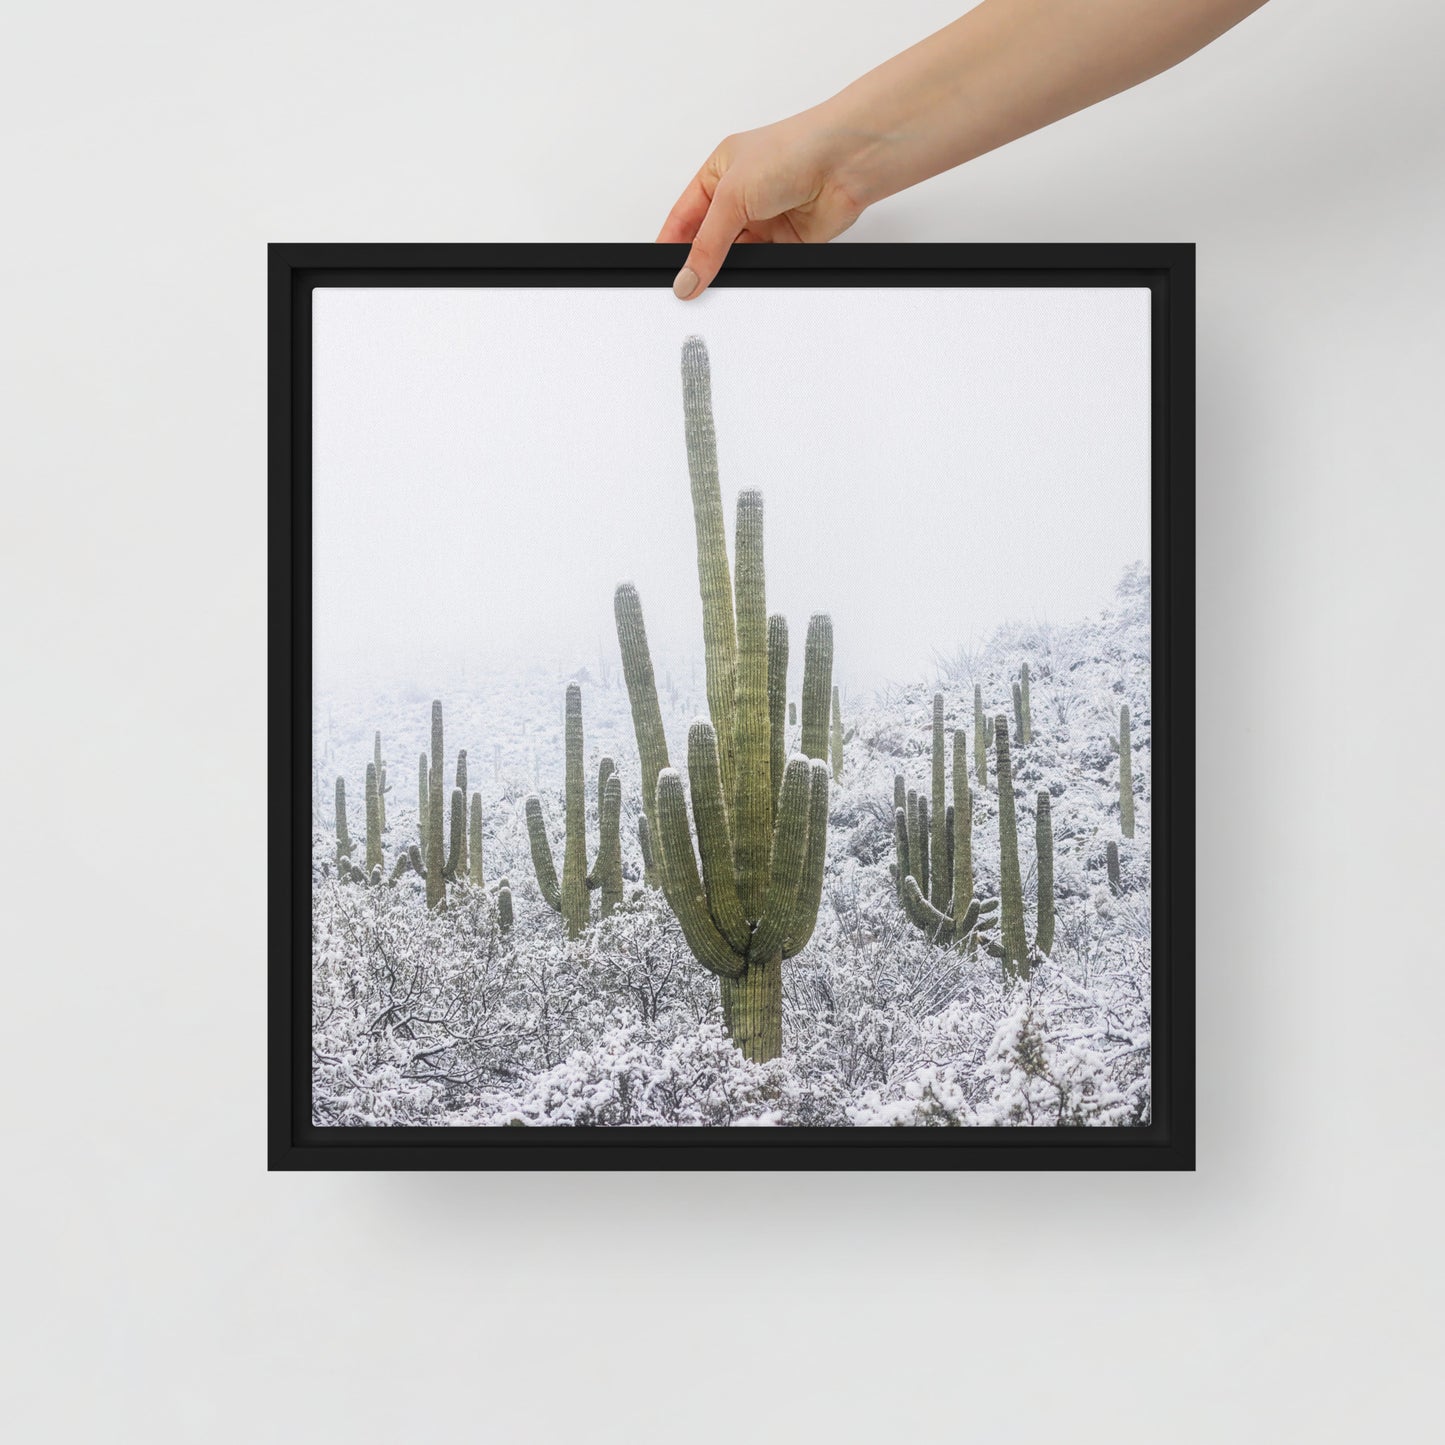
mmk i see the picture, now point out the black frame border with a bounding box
[269,242,1195,1171]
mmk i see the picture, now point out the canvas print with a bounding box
[311,285,1151,1128]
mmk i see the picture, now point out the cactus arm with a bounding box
[945,803,955,900]
[687,722,750,952]
[905,789,920,883]
[387,853,413,884]
[799,614,834,762]
[614,583,672,845]
[497,881,514,933]
[425,701,446,908]
[830,685,844,781]
[1020,662,1032,745]
[443,787,464,881]
[681,336,739,800]
[902,876,956,943]
[917,796,931,903]
[929,693,948,910]
[1035,791,1055,955]
[417,753,429,848]
[782,759,831,958]
[751,755,813,960]
[1012,682,1024,745]
[524,795,562,912]
[655,769,745,979]
[731,490,772,919]
[1107,839,1122,894]
[994,715,1030,978]
[767,614,788,826]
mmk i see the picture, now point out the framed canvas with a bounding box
[269,242,1194,1170]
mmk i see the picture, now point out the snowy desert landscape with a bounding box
[310,294,1152,1128]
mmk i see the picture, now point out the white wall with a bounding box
[5,2,1442,1440]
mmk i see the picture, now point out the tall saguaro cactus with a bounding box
[468,794,485,886]
[525,684,622,939]
[1119,704,1135,838]
[929,694,948,911]
[1020,663,1032,745]
[613,337,834,1062]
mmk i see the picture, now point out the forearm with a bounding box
[816,0,1269,207]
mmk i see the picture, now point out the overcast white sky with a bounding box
[313,284,1149,693]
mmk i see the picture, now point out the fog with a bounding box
[313,283,1150,696]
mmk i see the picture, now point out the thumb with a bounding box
[673,183,748,300]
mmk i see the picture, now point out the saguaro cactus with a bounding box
[334,777,352,867]
[1107,839,1122,895]
[994,715,1030,978]
[525,683,622,938]
[1012,681,1025,746]
[613,339,834,1061]
[1020,663,1032,745]
[497,879,514,933]
[364,763,383,874]
[443,787,465,880]
[1119,704,1135,838]
[424,701,446,909]
[894,702,998,949]
[974,684,987,787]
[788,701,797,727]
[1035,791,1054,955]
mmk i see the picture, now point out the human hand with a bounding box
[659,110,872,300]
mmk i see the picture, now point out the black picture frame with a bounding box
[269,242,1195,1171]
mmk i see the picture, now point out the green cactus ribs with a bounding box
[525,682,623,939]
[892,692,999,951]
[613,335,835,1062]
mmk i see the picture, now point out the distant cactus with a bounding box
[1119,704,1135,837]
[373,731,387,833]
[334,776,352,867]
[1012,681,1024,746]
[497,879,514,933]
[929,694,948,910]
[830,685,844,781]
[1020,663,1032,745]
[364,762,383,874]
[387,852,413,884]
[613,337,833,1061]
[788,701,797,727]
[424,701,446,908]
[525,683,622,938]
[993,715,1030,978]
[973,684,987,787]
[893,696,998,949]
[1107,839,1122,894]
[468,793,485,885]
[452,751,469,879]
[1035,791,1054,956]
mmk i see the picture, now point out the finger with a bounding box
[674,183,747,300]
[656,172,715,244]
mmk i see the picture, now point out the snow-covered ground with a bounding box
[311,565,1151,1126]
